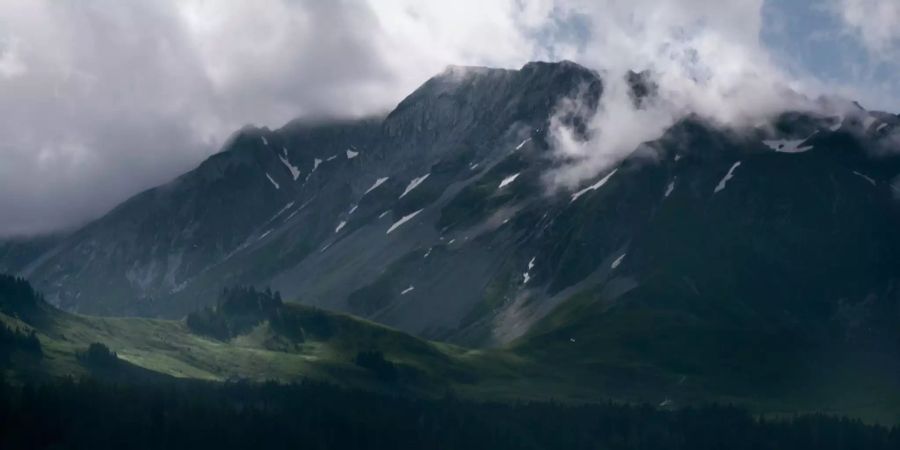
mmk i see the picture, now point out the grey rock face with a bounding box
[6,61,900,353]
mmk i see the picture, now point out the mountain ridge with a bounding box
[3,61,603,326]
[2,61,900,360]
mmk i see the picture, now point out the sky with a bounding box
[0,0,898,236]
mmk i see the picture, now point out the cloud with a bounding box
[0,37,27,78]
[0,0,219,235]
[832,0,900,58]
[0,0,895,235]
[541,0,816,189]
[0,0,543,236]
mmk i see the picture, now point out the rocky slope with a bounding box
[4,61,900,359]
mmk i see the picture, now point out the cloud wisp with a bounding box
[540,0,824,189]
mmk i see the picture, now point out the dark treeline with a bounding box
[0,375,897,450]
[76,342,119,368]
[0,274,43,367]
[186,286,335,343]
[0,322,41,366]
[186,286,284,339]
[0,274,43,318]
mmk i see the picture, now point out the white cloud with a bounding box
[0,0,542,235]
[832,0,900,58]
[0,38,27,79]
[0,0,894,234]
[542,0,815,189]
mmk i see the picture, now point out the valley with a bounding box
[2,61,900,426]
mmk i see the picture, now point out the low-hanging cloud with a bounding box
[0,0,897,235]
[542,0,822,189]
[541,0,900,190]
[0,0,544,236]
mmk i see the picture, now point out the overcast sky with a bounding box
[0,0,898,236]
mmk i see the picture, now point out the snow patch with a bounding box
[266,173,280,189]
[348,205,358,215]
[335,221,346,233]
[261,136,268,146]
[279,154,301,180]
[522,257,536,284]
[664,180,676,198]
[286,208,302,221]
[876,123,888,133]
[386,209,423,234]
[611,253,626,269]
[400,173,430,198]
[863,115,878,130]
[674,154,683,162]
[306,159,323,182]
[423,247,432,258]
[515,138,530,150]
[829,116,844,131]
[714,162,741,194]
[285,199,313,222]
[852,171,876,186]
[763,139,813,154]
[364,177,389,195]
[498,173,520,189]
[571,168,618,202]
[326,155,337,162]
[270,202,295,222]
[401,286,415,295]
[346,149,359,159]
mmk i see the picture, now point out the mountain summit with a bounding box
[3,61,900,356]
[4,61,604,331]
[3,60,900,417]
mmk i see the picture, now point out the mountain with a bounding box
[3,61,900,420]
[6,61,605,336]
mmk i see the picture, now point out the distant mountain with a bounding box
[4,59,900,384]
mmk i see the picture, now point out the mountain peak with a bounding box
[520,59,590,72]
[384,60,602,140]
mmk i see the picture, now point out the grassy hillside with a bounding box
[0,277,551,401]
[512,279,900,424]
[3,274,899,424]
[3,300,457,391]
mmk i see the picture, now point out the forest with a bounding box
[1,374,899,450]
[3,274,900,449]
